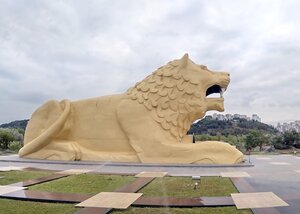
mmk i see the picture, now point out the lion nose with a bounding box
[220,72,230,77]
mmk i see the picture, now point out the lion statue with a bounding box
[19,54,243,164]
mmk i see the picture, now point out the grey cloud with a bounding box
[0,0,300,124]
[0,69,19,80]
[12,92,51,104]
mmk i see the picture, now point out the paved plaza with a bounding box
[0,154,299,213]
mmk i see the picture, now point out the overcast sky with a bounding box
[0,0,299,125]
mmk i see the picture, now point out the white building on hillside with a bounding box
[211,113,261,122]
[277,121,300,132]
[252,114,261,122]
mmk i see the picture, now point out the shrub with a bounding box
[274,143,290,150]
[283,130,300,146]
[8,141,22,152]
[293,143,300,149]
[0,130,15,150]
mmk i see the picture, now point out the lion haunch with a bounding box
[19,54,244,164]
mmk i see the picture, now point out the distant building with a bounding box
[205,115,213,120]
[225,114,233,120]
[233,114,240,119]
[252,114,261,122]
[212,113,226,121]
[276,121,300,132]
[209,113,261,122]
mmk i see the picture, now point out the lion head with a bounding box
[127,54,230,141]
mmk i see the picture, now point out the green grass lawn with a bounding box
[0,172,252,214]
[113,207,252,214]
[0,198,77,214]
[139,176,238,197]
[0,170,52,185]
[29,173,135,194]
[0,199,252,214]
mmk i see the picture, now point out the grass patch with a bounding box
[0,170,52,185]
[29,174,135,194]
[0,173,253,214]
[139,176,238,197]
[0,198,77,214]
[112,207,252,214]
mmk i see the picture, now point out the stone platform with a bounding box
[0,154,253,176]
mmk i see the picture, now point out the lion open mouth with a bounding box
[206,85,226,98]
[205,82,229,112]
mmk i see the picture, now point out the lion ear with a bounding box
[180,53,189,67]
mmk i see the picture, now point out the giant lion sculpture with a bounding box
[19,54,243,164]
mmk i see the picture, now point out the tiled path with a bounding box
[0,154,300,213]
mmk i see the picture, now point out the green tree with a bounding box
[245,130,266,151]
[283,130,300,146]
[258,133,269,151]
[0,130,15,150]
[271,134,290,149]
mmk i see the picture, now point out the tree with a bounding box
[245,132,258,151]
[282,130,300,146]
[257,133,269,151]
[271,131,300,150]
[0,130,15,150]
[245,130,266,151]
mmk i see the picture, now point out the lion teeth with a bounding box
[220,88,226,98]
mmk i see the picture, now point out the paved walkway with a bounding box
[0,154,300,213]
[0,154,253,176]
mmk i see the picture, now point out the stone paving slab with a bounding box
[256,157,272,160]
[135,171,168,177]
[0,166,25,171]
[220,171,251,178]
[0,185,26,195]
[76,192,143,209]
[231,192,289,209]
[269,162,291,165]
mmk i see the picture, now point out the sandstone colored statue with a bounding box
[19,54,243,164]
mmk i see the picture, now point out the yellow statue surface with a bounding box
[19,54,243,164]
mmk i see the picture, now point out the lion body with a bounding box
[19,54,244,164]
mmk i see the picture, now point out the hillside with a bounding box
[0,116,278,137]
[0,120,29,130]
[188,116,278,136]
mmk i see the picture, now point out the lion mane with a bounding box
[127,57,206,141]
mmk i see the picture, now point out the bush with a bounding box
[274,143,290,150]
[293,143,300,149]
[8,141,22,152]
[0,130,15,150]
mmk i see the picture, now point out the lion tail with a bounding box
[18,99,71,158]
